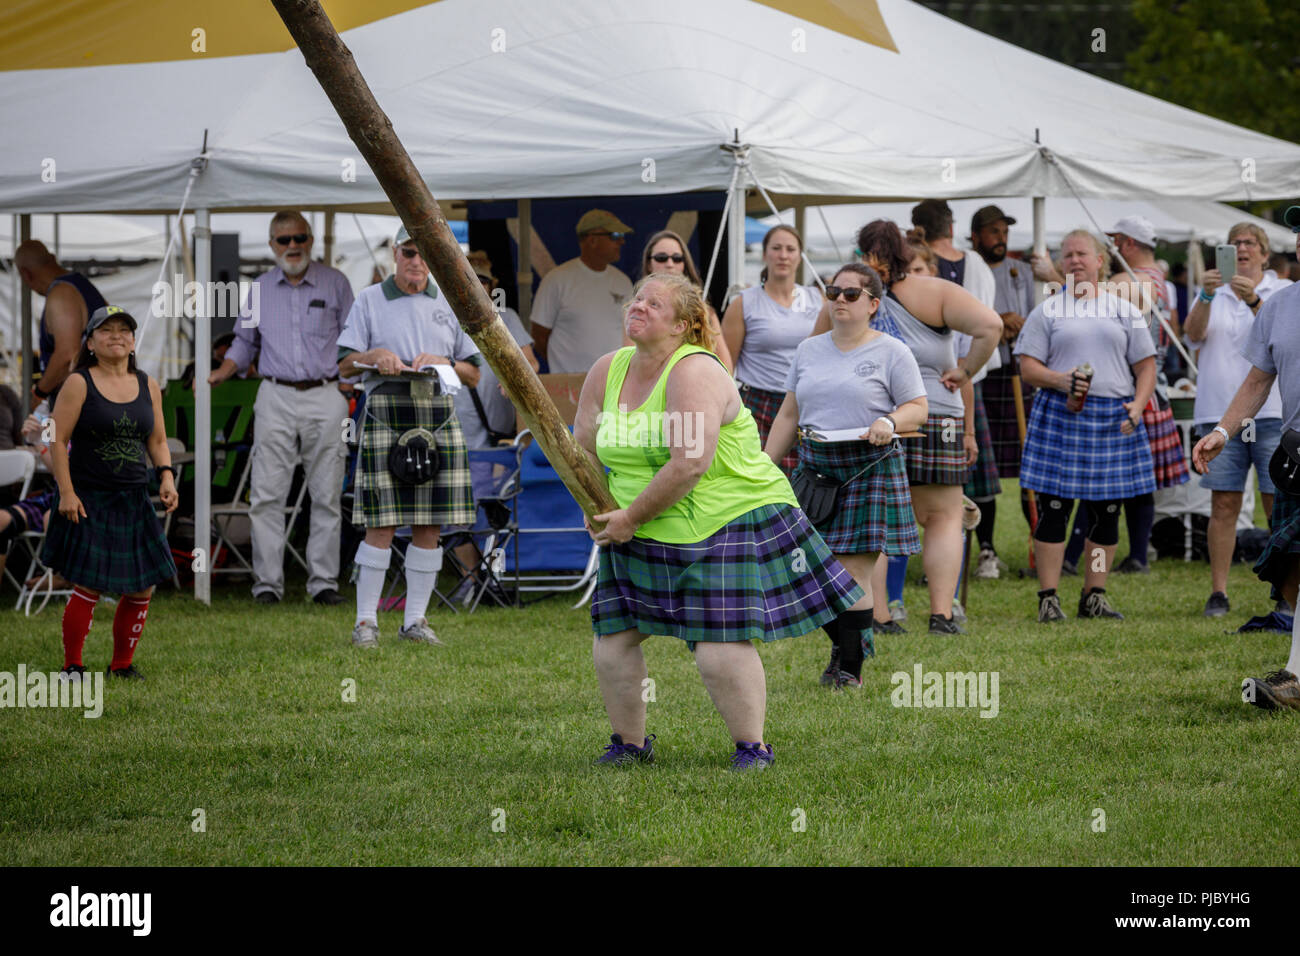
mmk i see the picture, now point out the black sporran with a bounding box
[388,427,440,485]
[1268,428,1300,497]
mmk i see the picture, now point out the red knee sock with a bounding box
[62,587,99,668]
[111,595,152,671]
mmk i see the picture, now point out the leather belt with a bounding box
[370,380,442,397]
[268,377,336,391]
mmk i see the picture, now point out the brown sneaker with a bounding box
[1242,670,1300,711]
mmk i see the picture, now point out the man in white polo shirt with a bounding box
[530,210,634,374]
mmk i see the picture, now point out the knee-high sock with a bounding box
[1064,502,1088,567]
[836,608,874,678]
[886,554,908,604]
[354,542,391,626]
[61,587,98,668]
[1125,493,1155,566]
[975,498,997,551]
[1286,609,1300,677]
[403,545,443,628]
[111,594,151,670]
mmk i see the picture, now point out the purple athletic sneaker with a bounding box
[730,741,774,771]
[595,733,655,765]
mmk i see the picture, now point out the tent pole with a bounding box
[193,208,212,605]
[518,198,532,325]
[794,204,806,284]
[323,209,336,267]
[53,214,60,260]
[19,214,31,422]
[1031,196,1046,307]
[727,149,747,297]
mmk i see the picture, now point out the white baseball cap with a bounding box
[1107,215,1158,247]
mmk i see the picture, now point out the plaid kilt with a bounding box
[741,383,797,475]
[1021,390,1156,500]
[1142,402,1189,489]
[41,486,176,593]
[591,502,864,646]
[904,412,968,486]
[963,383,1003,500]
[981,364,1026,478]
[797,438,920,556]
[1254,489,1300,599]
[355,388,475,528]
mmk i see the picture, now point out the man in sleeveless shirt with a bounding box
[16,240,106,405]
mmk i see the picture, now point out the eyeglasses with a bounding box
[650,253,685,264]
[1229,238,1259,248]
[399,246,422,259]
[825,285,874,303]
[273,233,311,246]
[585,231,626,240]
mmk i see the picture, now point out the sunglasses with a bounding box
[399,246,423,259]
[825,285,874,303]
[650,253,685,264]
[586,231,627,240]
[273,233,311,246]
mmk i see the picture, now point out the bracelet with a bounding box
[1213,425,1230,442]
[881,415,896,433]
[1197,290,1213,304]
[32,383,50,400]
[156,465,176,480]
[1246,295,1260,308]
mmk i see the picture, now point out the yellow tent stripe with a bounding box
[753,0,896,53]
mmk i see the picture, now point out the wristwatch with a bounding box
[32,383,50,400]
[156,465,177,480]
[881,415,896,433]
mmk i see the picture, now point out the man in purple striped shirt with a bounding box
[209,210,355,606]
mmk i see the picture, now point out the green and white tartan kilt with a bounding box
[355,388,475,528]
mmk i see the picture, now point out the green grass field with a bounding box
[1,488,1295,866]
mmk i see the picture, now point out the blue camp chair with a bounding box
[501,430,600,607]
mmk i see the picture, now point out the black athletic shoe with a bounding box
[106,664,145,681]
[820,645,842,686]
[1116,556,1150,574]
[874,619,906,635]
[1203,591,1230,618]
[1078,588,1124,620]
[1241,670,1300,711]
[1037,592,1067,623]
[254,591,281,605]
[312,588,344,606]
[928,613,965,635]
[59,664,86,682]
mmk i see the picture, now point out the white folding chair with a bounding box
[210,454,309,577]
[0,449,37,595]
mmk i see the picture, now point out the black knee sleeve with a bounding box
[1033,494,1074,543]
[836,608,874,676]
[1086,499,1122,546]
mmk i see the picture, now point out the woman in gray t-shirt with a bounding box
[767,264,928,690]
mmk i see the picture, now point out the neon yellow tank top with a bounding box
[595,344,797,543]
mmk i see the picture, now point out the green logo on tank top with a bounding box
[95,411,143,473]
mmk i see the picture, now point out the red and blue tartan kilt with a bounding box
[797,438,920,556]
[1142,402,1189,489]
[741,383,797,475]
[591,502,864,646]
[981,364,1026,478]
[1021,390,1156,500]
[963,383,1003,500]
[41,486,177,594]
[1255,489,1300,600]
[904,412,968,486]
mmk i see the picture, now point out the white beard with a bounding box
[276,253,309,277]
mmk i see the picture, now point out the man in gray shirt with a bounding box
[209,210,355,606]
[1193,205,1300,712]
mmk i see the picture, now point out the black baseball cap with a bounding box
[84,305,137,340]
[971,204,1017,233]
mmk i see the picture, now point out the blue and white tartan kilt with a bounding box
[1020,390,1156,500]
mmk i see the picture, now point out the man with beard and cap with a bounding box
[969,204,1035,578]
[209,210,356,606]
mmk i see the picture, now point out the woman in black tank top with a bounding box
[42,306,178,682]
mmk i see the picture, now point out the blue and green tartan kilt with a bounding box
[904,412,968,486]
[740,383,797,475]
[797,438,920,556]
[1254,489,1300,600]
[41,485,176,594]
[355,389,475,528]
[591,502,864,647]
[1020,389,1156,500]
[963,383,1003,500]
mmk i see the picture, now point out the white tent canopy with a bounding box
[772,197,1298,257]
[2,0,1299,216]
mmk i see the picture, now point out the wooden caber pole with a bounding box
[270,0,616,518]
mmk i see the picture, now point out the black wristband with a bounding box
[156,465,176,480]
[33,383,50,400]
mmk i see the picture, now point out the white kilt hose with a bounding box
[355,384,476,528]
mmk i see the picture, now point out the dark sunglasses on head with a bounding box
[586,231,626,240]
[273,233,311,246]
[825,285,873,303]
[399,246,422,259]
[650,253,685,264]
